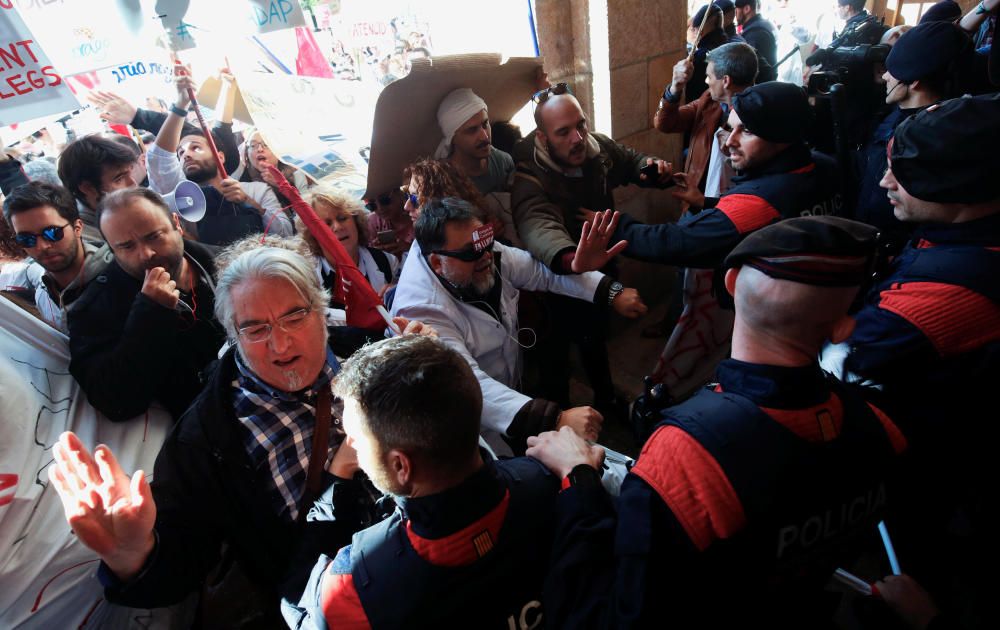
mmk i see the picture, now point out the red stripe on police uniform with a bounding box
[715,194,781,235]
[758,394,844,443]
[878,282,1000,357]
[405,491,510,567]
[631,426,746,552]
[789,163,816,174]
[321,570,371,629]
[865,403,908,455]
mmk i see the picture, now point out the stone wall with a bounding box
[534,0,692,305]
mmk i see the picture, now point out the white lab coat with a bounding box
[391,241,604,453]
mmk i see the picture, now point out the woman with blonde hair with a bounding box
[296,186,398,324]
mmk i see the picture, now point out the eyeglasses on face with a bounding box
[249,141,269,152]
[400,186,419,208]
[237,308,314,344]
[432,239,494,263]
[364,192,395,212]
[15,222,72,248]
[531,82,571,105]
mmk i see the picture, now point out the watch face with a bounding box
[611,281,624,291]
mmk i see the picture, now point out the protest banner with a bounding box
[246,0,307,34]
[0,2,80,126]
[0,296,177,627]
[233,71,376,197]
[14,0,160,76]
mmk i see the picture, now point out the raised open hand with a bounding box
[86,91,138,125]
[571,209,628,273]
[48,432,156,580]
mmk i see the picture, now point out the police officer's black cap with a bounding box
[724,217,878,286]
[731,82,812,144]
[885,21,971,83]
[890,93,1000,204]
[918,1,962,24]
[692,4,720,27]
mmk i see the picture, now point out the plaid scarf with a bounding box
[233,348,341,521]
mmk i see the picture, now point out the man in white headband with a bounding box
[434,88,515,195]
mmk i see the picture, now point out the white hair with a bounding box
[214,245,330,340]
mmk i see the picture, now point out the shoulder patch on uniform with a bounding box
[715,194,781,235]
[405,490,510,567]
[631,425,746,551]
[877,281,1000,357]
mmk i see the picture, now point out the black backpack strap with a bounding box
[368,247,393,285]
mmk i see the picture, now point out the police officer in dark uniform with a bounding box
[734,0,779,82]
[529,216,906,628]
[287,336,560,628]
[605,82,843,273]
[842,94,1000,618]
[852,21,973,257]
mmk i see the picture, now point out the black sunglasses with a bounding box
[432,239,494,263]
[531,82,571,105]
[15,222,72,248]
[364,192,395,212]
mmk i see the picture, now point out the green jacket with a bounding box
[510,131,654,270]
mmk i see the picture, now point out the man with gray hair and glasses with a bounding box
[49,237,434,624]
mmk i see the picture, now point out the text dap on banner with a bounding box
[0,39,64,99]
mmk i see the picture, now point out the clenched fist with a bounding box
[141,266,179,310]
[612,288,648,319]
[556,406,604,442]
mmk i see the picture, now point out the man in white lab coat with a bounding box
[391,197,647,455]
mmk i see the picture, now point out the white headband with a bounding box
[434,88,487,159]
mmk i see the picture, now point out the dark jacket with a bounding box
[511,132,658,271]
[846,213,1000,449]
[544,361,905,628]
[740,14,778,82]
[852,105,922,256]
[0,156,28,195]
[67,239,225,421]
[100,341,365,609]
[288,458,559,629]
[614,144,843,269]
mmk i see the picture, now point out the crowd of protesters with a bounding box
[2,0,999,627]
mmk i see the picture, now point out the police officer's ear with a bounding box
[830,315,856,345]
[385,448,414,488]
[724,267,739,298]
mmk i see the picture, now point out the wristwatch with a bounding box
[607,281,625,306]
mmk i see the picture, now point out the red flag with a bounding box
[265,165,385,332]
[295,27,334,79]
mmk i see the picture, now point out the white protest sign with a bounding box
[246,0,307,34]
[0,297,177,628]
[14,0,159,76]
[235,72,375,196]
[0,2,80,126]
